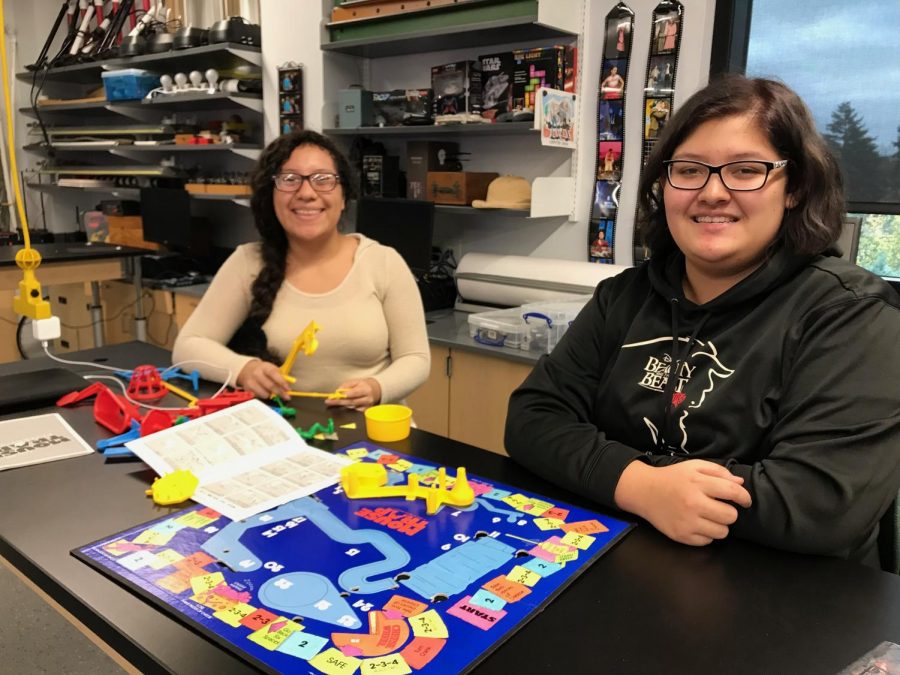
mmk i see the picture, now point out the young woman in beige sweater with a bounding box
[172,131,430,410]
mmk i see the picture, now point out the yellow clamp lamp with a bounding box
[12,249,52,320]
[0,0,52,322]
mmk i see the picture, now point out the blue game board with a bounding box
[74,443,632,674]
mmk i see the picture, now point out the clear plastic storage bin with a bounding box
[467,296,591,353]
[101,69,159,101]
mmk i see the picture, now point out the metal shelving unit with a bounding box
[324,122,538,137]
[323,1,577,57]
[15,43,261,84]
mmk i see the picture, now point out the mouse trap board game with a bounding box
[74,443,632,674]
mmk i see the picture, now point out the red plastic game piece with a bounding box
[195,390,254,415]
[94,387,142,434]
[127,365,167,402]
[56,381,108,407]
[139,408,201,436]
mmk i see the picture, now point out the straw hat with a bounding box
[472,175,531,210]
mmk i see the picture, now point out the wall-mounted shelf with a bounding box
[192,194,251,207]
[323,1,578,57]
[15,43,262,85]
[325,122,537,137]
[24,143,260,162]
[21,101,127,117]
[112,144,261,160]
[435,203,563,219]
[25,182,139,199]
[36,165,179,177]
[428,176,572,219]
[26,182,252,207]
[136,91,263,113]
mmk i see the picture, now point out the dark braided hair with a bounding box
[227,130,357,361]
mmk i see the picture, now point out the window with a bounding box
[711,0,900,285]
[711,0,900,213]
[854,213,900,281]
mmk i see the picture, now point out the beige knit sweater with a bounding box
[171,234,430,403]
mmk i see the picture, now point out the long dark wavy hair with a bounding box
[227,130,357,361]
[637,74,845,257]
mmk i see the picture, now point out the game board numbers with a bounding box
[261,517,305,538]
[367,658,400,670]
[263,561,285,572]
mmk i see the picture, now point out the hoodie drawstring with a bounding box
[657,298,710,453]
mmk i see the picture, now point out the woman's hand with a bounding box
[236,360,292,401]
[614,459,753,546]
[326,378,382,410]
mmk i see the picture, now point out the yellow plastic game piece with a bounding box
[145,469,200,505]
[284,389,346,399]
[340,463,475,515]
[161,380,198,405]
[279,321,321,378]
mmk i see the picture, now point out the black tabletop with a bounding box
[0,242,147,266]
[1,343,898,674]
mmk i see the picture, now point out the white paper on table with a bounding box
[125,399,352,520]
[0,413,93,471]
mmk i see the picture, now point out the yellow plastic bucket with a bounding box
[364,404,412,442]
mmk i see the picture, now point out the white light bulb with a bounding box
[205,68,219,93]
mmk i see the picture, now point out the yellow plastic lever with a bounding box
[340,463,475,515]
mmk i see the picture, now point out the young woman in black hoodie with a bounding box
[505,75,900,568]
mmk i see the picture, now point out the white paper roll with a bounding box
[456,253,629,307]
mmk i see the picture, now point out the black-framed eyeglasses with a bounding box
[272,172,340,193]
[663,159,788,191]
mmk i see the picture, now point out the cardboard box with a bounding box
[479,51,514,119]
[564,44,577,93]
[512,46,566,113]
[426,171,498,205]
[362,155,400,198]
[106,215,162,251]
[204,184,252,196]
[371,89,433,126]
[431,61,482,118]
[406,141,460,200]
[338,88,374,128]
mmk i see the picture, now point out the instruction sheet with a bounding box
[126,399,351,520]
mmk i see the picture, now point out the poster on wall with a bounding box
[633,1,684,264]
[588,2,635,265]
[278,62,304,135]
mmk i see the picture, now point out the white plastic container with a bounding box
[467,295,591,353]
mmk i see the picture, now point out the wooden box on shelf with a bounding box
[106,215,161,250]
[204,184,252,196]
[426,171,498,205]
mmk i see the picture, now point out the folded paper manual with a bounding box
[125,400,352,521]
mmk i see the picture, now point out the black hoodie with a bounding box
[505,247,900,566]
